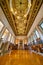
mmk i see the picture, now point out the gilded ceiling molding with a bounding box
[0,0,16,35]
[0,0,43,36]
[27,0,43,34]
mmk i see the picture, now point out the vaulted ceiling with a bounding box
[0,0,43,36]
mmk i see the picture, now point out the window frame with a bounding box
[2,28,9,40]
[39,22,43,30]
[0,20,4,32]
[38,18,43,33]
[34,29,40,38]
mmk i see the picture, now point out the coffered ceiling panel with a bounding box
[0,0,43,36]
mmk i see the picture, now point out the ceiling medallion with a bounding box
[10,0,31,35]
[10,0,31,18]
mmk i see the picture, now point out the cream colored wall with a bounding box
[0,7,15,37]
[27,4,43,37]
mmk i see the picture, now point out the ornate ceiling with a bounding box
[0,0,43,36]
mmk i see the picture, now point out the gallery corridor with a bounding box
[0,0,43,65]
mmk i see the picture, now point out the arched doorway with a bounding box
[19,40,23,50]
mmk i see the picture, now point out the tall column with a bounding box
[36,26,43,40]
[0,27,6,39]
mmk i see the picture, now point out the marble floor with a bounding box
[0,50,43,65]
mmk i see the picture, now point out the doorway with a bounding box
[19,40,23,50]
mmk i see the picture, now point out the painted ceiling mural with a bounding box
[10,0,31,35]
[0,0,43,36]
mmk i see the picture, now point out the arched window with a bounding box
[0,21,4,32]
[40,22,43,29]
[39,20,43,31]
[8,33,11,41]
[2,29,9,41]
[35,30,40,38]
[11,36,14,43]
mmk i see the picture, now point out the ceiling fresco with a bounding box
[0,0,43,36]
